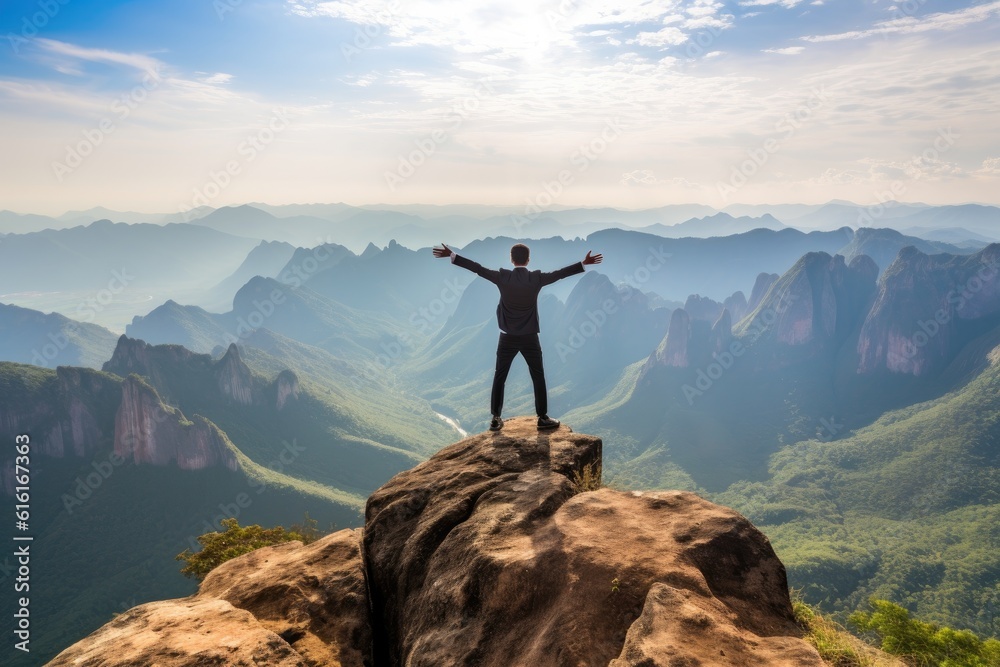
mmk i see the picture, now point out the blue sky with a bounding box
[1,0,998,215]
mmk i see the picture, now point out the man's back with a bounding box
[495,266,548,336]
[452,255,584,335]
[433,242,602,431]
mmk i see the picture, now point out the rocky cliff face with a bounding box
[104,334,298,410]
[683,294,723,323]
[736,252,876,356]
[649,307,691,368]
[1,365,119,495]
[275,369,300,410]
[105,334,209,400]
[216,343,255,405]
[747,272,780,312]
[51,418,824,667]
[724,291,748,323]
[551,271,671,377]
[858,244,1000,376]
[2,337,298,494]
[114,375,238,471]
[645,304,737,372]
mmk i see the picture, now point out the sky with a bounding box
[0,0,998,216]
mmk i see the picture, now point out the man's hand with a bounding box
[583,251,603,266]
[433,243,453,259]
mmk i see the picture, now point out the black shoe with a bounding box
[537,415,560,430]
[489,415,504,432]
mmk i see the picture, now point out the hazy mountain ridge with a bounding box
[0,302,119,369]
[4,201,995,248]
[127,276,402,361]
[0,219,258,293]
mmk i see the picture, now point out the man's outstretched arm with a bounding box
[539,250,603,286]
[432,243,501,284]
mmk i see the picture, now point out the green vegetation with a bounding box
[176,514,324,580]
[4,459,357,666]
[794,594,904,667]
[716,358,1000,638]
[849,599,1000,666]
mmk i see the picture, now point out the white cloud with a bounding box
[199,73,233,85]
[763,46,805,55]
[976,158,1000,176]
[632,27,689,47]
[290,0,732,58]
[819,155,967,185]
[803,1,1000,42]
[621,170,707,189]
[35,38,163,76]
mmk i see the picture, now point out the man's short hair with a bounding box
[511,244,530,266]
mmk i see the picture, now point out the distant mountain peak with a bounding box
[360,241,381,258]
[858,243,1000,376]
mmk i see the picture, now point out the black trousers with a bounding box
[491,333,547,417]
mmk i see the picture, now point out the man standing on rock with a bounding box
[433,242,603,432]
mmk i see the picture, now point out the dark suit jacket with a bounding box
[453,254,584,335]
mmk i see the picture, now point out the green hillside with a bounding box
[2,455,360,665]
[717,348,1000,637]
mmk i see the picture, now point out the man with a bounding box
[433,242,603,431]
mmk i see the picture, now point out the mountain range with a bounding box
[1,209,999,660]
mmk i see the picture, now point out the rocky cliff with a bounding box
[747,272,780,312]
[216,343,256,405]
[736,252,876,357]
[49,418,824,667]
[683,294,724,323]
[649,307,691,368]
[104,334,299,410]
[857,244,1000,376]
[114,374,239,470]
[0,364,120,495]
[104,334,210,401]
